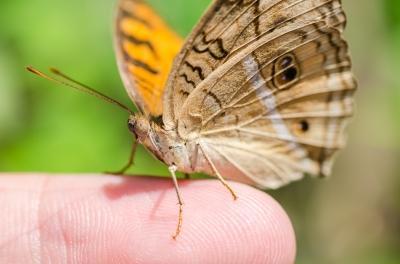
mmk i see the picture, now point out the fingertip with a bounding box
[76,177,297,263]
[110,178,296,263]
[72,177,297,263]
[0,174,296,263]
[172,180,297,264]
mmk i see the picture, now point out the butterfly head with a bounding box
[127,114,167,161]
[127,114,192,169]
[127,114,152,141]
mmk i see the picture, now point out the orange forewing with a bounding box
[115,0,182,117]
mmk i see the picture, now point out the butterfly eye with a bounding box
[274,54,299,88]
[127,119,136,133]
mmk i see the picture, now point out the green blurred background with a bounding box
[0,0,399,263]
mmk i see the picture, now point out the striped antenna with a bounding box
[26,66,134,115]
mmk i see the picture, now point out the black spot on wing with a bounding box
[122,33,158,59]
[184,61,205,80]
[179,89,190,98]
[123,50,159,75]
[119,9,153,29]
[193,33,229,60]
[179,74,196,88]
[202,89,222,108]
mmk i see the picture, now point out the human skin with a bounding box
[0,174,296,263]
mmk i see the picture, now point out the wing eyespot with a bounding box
[299,120,310,133]
[274,54,300,88]
[279,56,293,68]
[281,67,298,82]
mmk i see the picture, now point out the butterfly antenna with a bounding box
[26,66,134,115]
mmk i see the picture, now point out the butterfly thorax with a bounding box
[128,115,195,172]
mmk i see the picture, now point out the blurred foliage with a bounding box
[384,0,400,32]
[0,0,399,263]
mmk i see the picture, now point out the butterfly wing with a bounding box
[164,0,356,188]
[115,0,182,117]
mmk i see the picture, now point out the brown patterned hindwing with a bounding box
[164,0,356,188]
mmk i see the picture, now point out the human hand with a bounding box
[0,174,296,263]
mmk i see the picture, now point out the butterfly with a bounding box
[29,0,357,239]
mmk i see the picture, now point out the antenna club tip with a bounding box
[26,66,40,75]
[49,67,61,74]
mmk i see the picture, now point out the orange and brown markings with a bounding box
[116,0,182,116]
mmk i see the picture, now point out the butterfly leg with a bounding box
[199,143,238,200]
[168,165,184,239]
[106,138,138,175]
